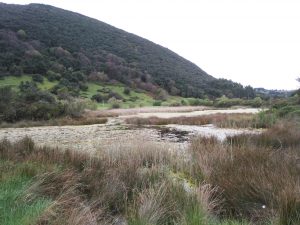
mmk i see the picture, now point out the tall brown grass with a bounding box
[0,117,108,128]
[0,137,221,225]
[189,119,300,224]
[2,117,300,224]
[126,113,262,128]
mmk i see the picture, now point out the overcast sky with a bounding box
[2,0,300,90]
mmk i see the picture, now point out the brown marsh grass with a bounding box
[0,137,220,225]
[0,117,108,128]
[1,117,300,224]
[125,113,262,129]
[189,119,300,224]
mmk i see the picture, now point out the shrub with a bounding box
[16,29,26,39]
[124,87,131,95]
[108,97,122,109]
[63,98,96,118]
[153,101,162,106]
[9,65,23,76]
[46,70,61,81]
[188,98,214,106]
[170,101,182,107]
[181,99,189,106]
[214,96,242,107]
[32,74,44,83]
[111,102,120,109]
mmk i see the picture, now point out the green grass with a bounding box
[0,75,31,88]
[0,75,58,90]
[0,161,51,225]
[38,78,58,90]
[81,82,155,109]
[80,82,202,109]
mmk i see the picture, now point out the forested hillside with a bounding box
[0,3,255,99]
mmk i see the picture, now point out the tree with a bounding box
[0,86,16,122]
[9,65,23,76]
[123,87,131,95]
[16,29,26,40]
[32,74,44,83]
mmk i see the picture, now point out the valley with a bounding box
[0,2,299,225]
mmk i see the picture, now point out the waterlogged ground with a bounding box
[0,107,263,152]
[120,107,261,118]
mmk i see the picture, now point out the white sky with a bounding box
[2,0,300,90]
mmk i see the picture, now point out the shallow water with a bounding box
[122,108,262,119]
[166,124,262,141]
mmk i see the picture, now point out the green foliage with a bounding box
[63,98,97,118]
[123,87,131,95]
[0,3,257,99]
[189,98,214,106]
[214,96,243,108]
[16,29,26,39]
[153,101,162,106]
[0,162,50,225]
[32,74,43,83]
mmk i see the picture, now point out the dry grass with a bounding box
[189,120,300,224]
[125,113,261,128]
[0,117,108,128]
[1,137,201,225]
[85,106,210,119]
[227,119,300,149]
[1,117,300,224]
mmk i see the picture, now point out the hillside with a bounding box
[0,3,255,99]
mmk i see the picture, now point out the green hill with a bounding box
[0,3,255,99]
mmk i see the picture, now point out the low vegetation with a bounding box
[125,113,264,129]
[1,112,300,224]
[0,3,259,99]
[0,116,107,128]
[126,94,300,129]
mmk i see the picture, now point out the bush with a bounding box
[169,101,182,107]
[46,70,61,81]
[181,99,189,106]
[108,97,122,109]
[153,101,162,106]
[214,96,242,107]
[91,93,105,103]
[32,74,44,83]
[188,98,213,106]
[248,97,263,107]
[123,87,131,95]
[63,98,96,118]
[9,65,23,76]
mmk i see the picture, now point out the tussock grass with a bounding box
[1,137,220,225]
[227,119,300,149]
[1,117,300,224]
[126,113,264,128]
[190,120,300,224]
[0,117,108,128]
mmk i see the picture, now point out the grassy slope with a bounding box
[0,75,191,109]
[81,82,155,108]
[0,75,58,90]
